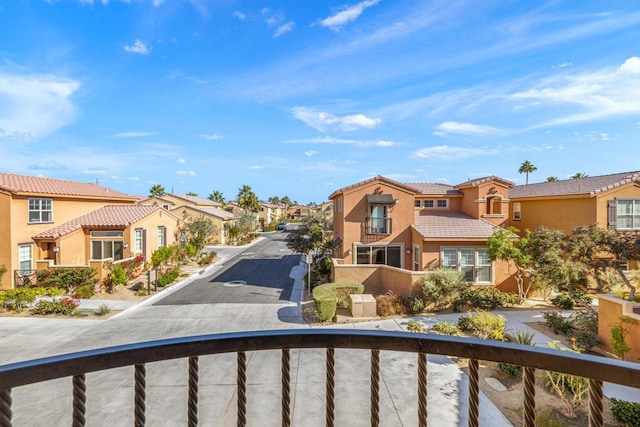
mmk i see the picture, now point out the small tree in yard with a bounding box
[151,246,174,273]
[287,213,332,256]
[487,226,532,300]
[610,316,637,360]
[420,268,466,310]
[180,213,218,256]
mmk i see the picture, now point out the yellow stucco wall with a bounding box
[0,192,11,288]
[597,294,640,362]
[510,196,595,234]
[175,207,230,245]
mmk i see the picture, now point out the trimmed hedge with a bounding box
[313,282,364,322]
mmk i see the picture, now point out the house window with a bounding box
[28,198,53,223]
[162,204,170,210]
[18,244,33,272]
[91,240,124,261]
[367,204,390,235]
[134,229,143,253]
[414,200,421,208]
[157,226,166,248]
[413,245,420,271]
[423,200,434,208]
[355,245,402,268]
[436,199,448,208]
[441,247,492,284]
[513,202,521,221]
[90,231,124,238]
[616,199,640,230]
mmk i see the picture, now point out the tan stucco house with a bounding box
[258,202,284,228]
[138,193,222,211]
[174,205,237,245]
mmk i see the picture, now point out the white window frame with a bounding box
[413,245,420,271]
[355,244,403,268]
[616,199,640,230]
[436,199,449,209]
[513,202,521,221]
[90,230,124,238]
[28,198,53,223]
[440,247,493,284]
[134,229,143,254]
[91,240,124,261]
[414,200,422,208]
[423,199,434,208]
[157,226,166,248]
[18,244,33,272]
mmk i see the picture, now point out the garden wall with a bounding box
[597,294,640,362]
[332,259,423,297]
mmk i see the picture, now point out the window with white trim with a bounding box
[157,226,166,248]
[513,202,521,221]
[423,200,434,208]
[18,244,33,271]
[355,245,402,268]
[437,199,448,208]
[616,199,640,230]
[414,200,421,208]
[441,247,492,284]
[413,245,420,271]
[91,241,124,261]
[422,199,449,209]
[134,229,143,253]
[28,198,52,223]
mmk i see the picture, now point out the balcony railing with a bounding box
[12,270,37,288]
[1,329,640,426]
[365,217,392,235]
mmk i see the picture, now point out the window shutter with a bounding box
[607,200,616,229]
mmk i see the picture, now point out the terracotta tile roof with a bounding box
[455,176,515,188]
[178,205,236,220]
[0,172,136,200]
[329,175,418,199]
[509,171,640,199]
[405,182,462,195]
[33,205,169,239]
[413,212,498,239]
[137,196,175,205]
[169,193,221,206]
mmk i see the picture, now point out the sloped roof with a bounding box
[455,176,515,189]
[413,212,498,239]
[0,172,136,200]
[33,205,170,239]
[329,175,418,199]
[169,193,220,206]
[178,205,236,220]
[405,182,462,196]
[509,171,640,199]
[137,195,176,205]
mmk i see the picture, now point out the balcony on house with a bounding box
[365,216,392,235]
[1,329,639,426]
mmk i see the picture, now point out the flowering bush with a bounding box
[32,297,80,316]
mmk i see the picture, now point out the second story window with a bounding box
[28,198,53,223]
[513,202,521,221]
[367,204,390,234]
[616,199,640,230]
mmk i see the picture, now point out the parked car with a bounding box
[275,222,287,231]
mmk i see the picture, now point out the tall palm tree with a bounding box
[571,172,588,179]
[268,196,281,205]
[518,161,537,185]
[236,185,260,212]
[208,190,225,204]
[149,184,166,197]
[546,176,559,182]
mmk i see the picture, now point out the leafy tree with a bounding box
[0,264,6,283]
[186,191,198,196]
[546,176,559,182]
[208,190,225,204]
[280,196,293,209]
[236,210,257,234]
[180,213,218,255]
[149,184,166,197]
[518,160,537,185]
[571,172,588,179]
[487,227,532,299]
[236,185,260,212]
[287,213,332,255]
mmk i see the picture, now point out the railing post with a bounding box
[188,357,199,427]
[468,359,479,427]
[72,374,86,427]
[325,348,335,427]
[370,349,380,427]
[588,379,603,427]
[0,389,11,427]
[523,367,535,427]
[134,364,146,427]
[417,352,428,427]
[281,349,290,427]
[237,352,247,427]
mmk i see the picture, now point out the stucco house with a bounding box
[173,205,237,245]
[286,205,312,221]
[0,173,141,289]
[138,194,222,211]
[258,202,284,228]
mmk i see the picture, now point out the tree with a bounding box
[236,185,260,212]
[518,160,537,185]
[280,196,293,209]
[287,213,332,256]
[268,196,281,205]
[149,184,166,197]
[180,213,218,255]
[546,176,559,182]
[487,227,532,299]
[208,191,225,204]
[186,191,198,196]
[571,172,588,179]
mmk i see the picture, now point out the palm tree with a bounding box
[280,196,293,209]
[546,176,559,182]
[268,196,281,205]
[149,184,166,197]
[518,161,537,185]
[208,190,225,204]
[236,185,260,212]
[186,191,198,196]
[571,172,588,179]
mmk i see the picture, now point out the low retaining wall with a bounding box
[331,259,423,297]
[597,294,640,362]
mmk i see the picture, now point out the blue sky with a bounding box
[1,1,639,203]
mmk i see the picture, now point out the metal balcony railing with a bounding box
[12,270,37,288]
[365,217,392,235]
[1,329,639,426]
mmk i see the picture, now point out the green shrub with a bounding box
[420,268,466,309]
[198,251,217,266]
[47,286,63,297]
[610,398,640,427]
[407,296,425,314]
[405,319,425,333]
[453,287,521,311]
[431,321,463,336]
[550,293,574,310]
[376,291,406,316]
[0,288,37,311]
[96,304,111,316]
[498,363,522,378]
[610,316,637,360]
[314,257,332,276]
[120,254,144,280]
[74,284,95,299]
[36,268,98,293]
[569,309,598,352]
[157,270,180,287]
[498,329,536,377]
[330,282,364,308]
[312,284,337,322]
[542,311,574,335]
[151,246,174,270]
[31,297,80,316]
[457,311,506,341]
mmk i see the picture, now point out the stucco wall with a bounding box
[0,192,11,289]
[597,294,640,362]
[332,259,423,297]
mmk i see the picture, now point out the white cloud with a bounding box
[84,168,108,175]
[177,158,186,164]
[305,150,319,157]
[434,121,505,136]
[114,132,154,138]
[291,107,381,132]
[199,133,223,140]
[411,145,488,161]
[27,160,67,170]
[375,140,395,147]
[249,165,264,169]
[285,136,394,147]
[123,40,151,55]
[274,21,295,38]
[128,176,140,181]
[233,11,247,21]
[0,72,80,139]
[176,170,196,176]
[319,0,380,32]
[152,0,164,6]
